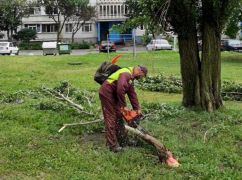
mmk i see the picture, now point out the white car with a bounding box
[0,42,19,55]
[146,39,172,51]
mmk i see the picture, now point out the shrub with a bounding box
[15,28,37,43]
[137,74,242,101]
[18,42,42,50]
[71,41,90,49]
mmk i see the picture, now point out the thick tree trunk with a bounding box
[201,22,223,111]
[178,34,201,107]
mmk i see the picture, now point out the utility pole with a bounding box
[133,29,136,58]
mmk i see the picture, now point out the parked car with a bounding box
[221,39,242,51]
[99,41,116,52]
[0,42,19,55]
[146,39,172,51]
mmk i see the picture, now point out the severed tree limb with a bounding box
[58,119,103,132]
[125,125,180,167]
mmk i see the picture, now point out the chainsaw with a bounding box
[121,108,149,134]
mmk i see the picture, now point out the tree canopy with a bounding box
[0,0,34,40]
[125,0,240,111]
[40,0,95,42]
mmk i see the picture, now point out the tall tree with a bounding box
[0,0,34,40]
[40,0,91,42]
[125,0,240,111]
[69,0,96,43]
[224,0,242,38]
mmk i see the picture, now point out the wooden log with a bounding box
[125,125,180,167]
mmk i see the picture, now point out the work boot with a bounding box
[110,145,123,153]
[120,138,138,147]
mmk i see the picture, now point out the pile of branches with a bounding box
[136,74,242,101]
[136,74,182,93]
[222,81,242,101]
[39,81,100,118]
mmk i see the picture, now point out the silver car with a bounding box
[0,42,19,55]
[146,39,172,51]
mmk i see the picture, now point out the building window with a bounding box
[107,6,109,16]
[42,24,58,32]
[45,6,58,15]
[82,23,92,32]
[114,5,117,16]
[30,7,41,15]
[65,24,73,33]
[103,6,106,16]
[99,6,103,16]
[118,5,121,16]
[24,24,41,32]
[111,6,113,16]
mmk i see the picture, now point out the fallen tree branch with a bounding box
[125,125,180,167]
[58,119,103,132]
[41,87,94,116]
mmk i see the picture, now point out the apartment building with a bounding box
[0,0,145,43]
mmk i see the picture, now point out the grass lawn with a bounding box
[0,51,242,179]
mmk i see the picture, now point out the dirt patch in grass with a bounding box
[80,132,105,145]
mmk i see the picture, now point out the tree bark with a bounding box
[200,24,223,111]
[178,34,201,107]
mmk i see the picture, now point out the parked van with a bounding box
[0,42,19,55]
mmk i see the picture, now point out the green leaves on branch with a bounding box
[136,74,242,101]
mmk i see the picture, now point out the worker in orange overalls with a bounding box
[99,65,148,152]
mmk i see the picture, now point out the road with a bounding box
[17,46,147,56]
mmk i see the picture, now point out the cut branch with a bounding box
[58,119,103,132]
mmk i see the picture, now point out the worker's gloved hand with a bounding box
[136,109,142,116]
[120,107,143,128]
[120,107,130,116]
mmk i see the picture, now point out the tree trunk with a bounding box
[200,22,223,111]
[71,32,75,43]
[178,34,201,107]
[7,30,10,41]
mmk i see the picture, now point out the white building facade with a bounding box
[0,0,145,43]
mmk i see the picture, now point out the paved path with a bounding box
[18,46,147,56]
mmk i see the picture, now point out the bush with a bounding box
[71,41,90,49]
[15,28,37,43]
[18,42,42,50]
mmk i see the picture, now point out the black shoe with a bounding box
[110,146,123,153]
[126,139,138,147]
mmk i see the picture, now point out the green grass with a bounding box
[0,51,242,179]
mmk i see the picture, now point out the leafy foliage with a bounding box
[137,74,242,101]
[18,42,42,50]
[136,74,182,93]
[15,28,37,43]
[71,41,91,49]
[0,0,34,40]
[222,81,242,101]
[224,1,242,38]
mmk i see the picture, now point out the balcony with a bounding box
[96,1,128,21]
